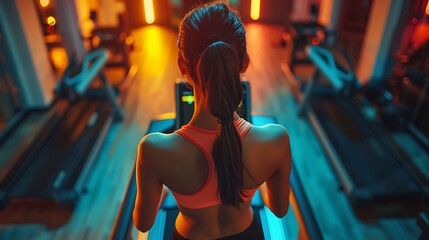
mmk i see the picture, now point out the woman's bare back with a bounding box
[144,123,291,239]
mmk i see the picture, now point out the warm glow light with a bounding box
[412,21,429,47]
[47,16,56,26]
[250,0,260,20]
[125,36,134,45]
[141,26,170,77]
[426,0,429,15]
[40,0,49,7]
[49,47,69,74]
[144,0,155,24]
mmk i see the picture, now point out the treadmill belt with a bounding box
[310,95,422,200]
[9,99,112,198]
[0,100,70,189]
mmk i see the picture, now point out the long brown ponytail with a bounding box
[178,2,250,207]
[197,41,244,207]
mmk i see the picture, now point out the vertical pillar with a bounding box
[153,0,173,25]
[318,0,341,30]
[54,0,87,64]
[125,0,145,27]
[291,0,310,22]
[75,0,93,37]
[317,0,341,44]
[0,0,57,108]
[356,0,404,84]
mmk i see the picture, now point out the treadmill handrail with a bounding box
[111,164,137,240]
[290,166,323,240]
[56,47,124,121]
[306,45,356,90]
[62,48,109,95]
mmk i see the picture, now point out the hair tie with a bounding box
[217,118,234,124]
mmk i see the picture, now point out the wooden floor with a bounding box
[0,24,421,239]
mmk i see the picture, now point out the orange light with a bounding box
[125,36,134,45]
[47,16,56,26]
[311,38,320,45]
[40,0,49,7]
[426,0,429,15]
[250,0,260,20]
[49,47,69,73]
[144,0,155,24]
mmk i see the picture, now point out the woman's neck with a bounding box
[189,108,219,130]
[188,85,239,130]
[189,91,218,130]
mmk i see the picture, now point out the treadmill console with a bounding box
[175,80,251,129]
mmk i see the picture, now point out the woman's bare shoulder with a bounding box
[247,124,291,163]
[242,123,291,186]
[140,132,173,146]
[248,123,289,144]
[138,132,185,160]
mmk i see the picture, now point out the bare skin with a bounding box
[133,83,292,239]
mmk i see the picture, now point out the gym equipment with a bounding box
[89,13,133,70]
[392,40,429,144]
[284,22,328,72]
[290,163,323,240]
[0,48,122,226]
[417,212,429,240]
[111,81,292,240]
[298,44,429,219]
[174,80,251,129]
[363,40,429,149]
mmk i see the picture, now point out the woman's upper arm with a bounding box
[132,135,164,232]
[263,126,292,217]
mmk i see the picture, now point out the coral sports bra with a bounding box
[173,118,257,209]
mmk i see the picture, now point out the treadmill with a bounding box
[298,45,429,219]
[111,81,291,240]
[0,49,123,227]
